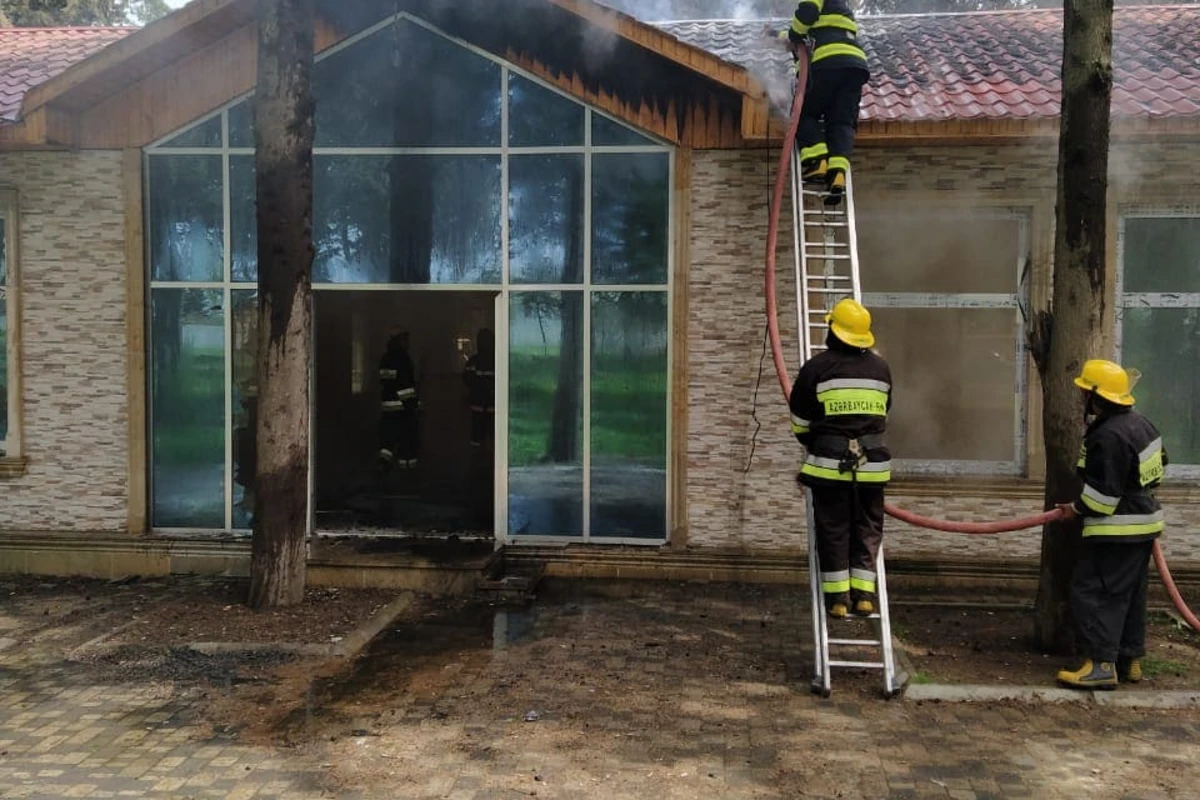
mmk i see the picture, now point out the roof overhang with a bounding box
[6,0,773,150]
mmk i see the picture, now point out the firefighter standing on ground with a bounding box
[790,298,893,619]
[1056,360,1167,689]
[377,330,420,473]
[780,0,870,205]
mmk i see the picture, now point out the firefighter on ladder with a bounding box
[779,0,870,205]
[1055,360,1167,689]
[790,298,893,619]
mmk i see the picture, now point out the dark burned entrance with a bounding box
[314,291,497,537]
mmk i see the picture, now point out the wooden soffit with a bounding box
[17,0,770,150]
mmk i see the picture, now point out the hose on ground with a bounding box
[761,61,1200,631]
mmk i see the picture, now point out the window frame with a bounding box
[0,188,22,464]
[1115,209,1200,479]
[860,206,1032,477]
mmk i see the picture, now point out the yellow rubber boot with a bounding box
[1057,660,1117,690]
[1118,658,1143,683]
[801,157,827,183]
[854,599,875,617]
[828,602,848,620]
[824,170,846,206]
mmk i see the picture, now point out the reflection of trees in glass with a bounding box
[230,156,258,282]
[149,156,224,283]
[592,154,669,284]
[315,156,500,284]
[0,224,6,446]
[510,155,584,283]
[231,291,258,528]
[509,75,584,147]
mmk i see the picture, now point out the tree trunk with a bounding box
[249,0,316,609]
[1028,0,1113,653]
[548,163,586,463]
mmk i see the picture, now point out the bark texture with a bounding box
[249,0,316,609]
[1030,0,1114,653]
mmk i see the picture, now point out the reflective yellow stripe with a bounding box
[817,388,888,416]
[1081,483,1120,516]
[1083,512,1165,537]
[1077,443,1086,470]
[1139,439,1164,487]
[822,580,851,594]
[1083,521,1165,537]
[800,143,828,162]
[850,577,875,592]
[812,42,868,63]
[790,414,811,435]
[813,15,857,32]
[380,369,398,379]
[801,458,891,483]
[827,156,850,173]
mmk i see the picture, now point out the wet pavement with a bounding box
[2,579,1200,799]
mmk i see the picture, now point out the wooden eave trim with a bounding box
[546,0,759,98]
[20,0,245,115]
[0,106,76,149]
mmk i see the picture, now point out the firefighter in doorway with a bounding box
[790,298,892,619]
[464,328,496,449]
[779,0,870,204]
[1055,360,1167,690]
[377,329,420,473]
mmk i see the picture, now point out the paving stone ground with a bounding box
[3,579,1200,799]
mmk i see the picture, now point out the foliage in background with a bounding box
[0,0,168,26]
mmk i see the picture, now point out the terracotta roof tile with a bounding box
[0,27,134,122]
[656,6,1200,122]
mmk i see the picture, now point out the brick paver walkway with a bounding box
[2,579,1199,799]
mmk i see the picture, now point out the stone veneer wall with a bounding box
[0,151,130,532]
[684,139,1200,564]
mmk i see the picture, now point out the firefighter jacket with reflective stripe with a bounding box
[1073,408,1167,542]
[464,354,495,413]
[789,344,892,485]
[379,348,418,411]
[788,0,870,74]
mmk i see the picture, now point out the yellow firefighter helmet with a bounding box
[826,298,875,349]
[1074,359,1139,406]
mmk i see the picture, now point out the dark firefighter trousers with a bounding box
[1071,538,1154,663]
[798,67,868,170]
[810,483,884,604]
[378,407,419,468]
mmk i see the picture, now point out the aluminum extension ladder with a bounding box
[789,155,900,699]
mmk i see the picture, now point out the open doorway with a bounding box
[314,290,497,537]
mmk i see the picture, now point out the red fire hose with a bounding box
[763,50,1199,628]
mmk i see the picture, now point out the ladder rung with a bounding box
[805,274,852,281]
[805,288,853,295]
[803,222,848,229]
[803,254,853,261]
[829,661,886,669]
[828,638,882,646]
[803,242,849,249]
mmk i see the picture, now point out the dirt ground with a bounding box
[893,603,1200,689]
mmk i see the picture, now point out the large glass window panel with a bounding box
[160,114,222,148]
[859,214,1023,295]
[228,99,255,148]
[314,155,501,284]
[1121,307,1200,464]
[509,155,584,284]
[872,308,1020,464]
[315,20,500,147]
[592,113,656,146]
[230,155,258,283]
[151,289,225,528]
[148,156,223,282]
[508,74,584,147]
[592,153,670,285]
[590,292,668,539]
[1123,217,1200,293]
[231,290,258,529]
[508,291,584,536]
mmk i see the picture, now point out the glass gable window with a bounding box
[1118,214,1200,473]
[145,14,672,539]
[859,210,1030,475]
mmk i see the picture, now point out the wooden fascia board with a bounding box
[20,0,245,116]
[546,0,756,97]
[0,106,76,149]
